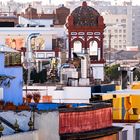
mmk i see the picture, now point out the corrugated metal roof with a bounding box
[0,45,18,53]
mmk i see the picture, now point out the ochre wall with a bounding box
[94,134,118,140]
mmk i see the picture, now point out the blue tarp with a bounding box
[30,103,90,111]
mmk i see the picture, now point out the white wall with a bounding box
[19,16,53,27]
[35,111,59,140]
[91,64,104,81]
[23,86,91,103]
[48,86,91,103]
[32,19,53,27]
[0,27,66,50]
[44,35,52,50]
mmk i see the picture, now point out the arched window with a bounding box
[73,41,82,53]
[89,41,98,56]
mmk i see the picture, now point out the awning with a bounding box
[0,45,18,53]
[0,74,16,80]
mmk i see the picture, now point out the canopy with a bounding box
[0,45,18,53]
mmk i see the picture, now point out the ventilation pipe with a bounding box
[81,55,87,78]
[25,33,40,85]
[74,53,89,79]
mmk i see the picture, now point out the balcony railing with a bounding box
[4,52,21,67]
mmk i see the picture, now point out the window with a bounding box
[123,35,126,38]
[121,19,126,23]
[5,52,21,66]
[122,24,126,28]
[73,41,82,53]
[119,30,122,33]
[123,45,126,48]
[136,129,140,140]
[114,40,117,43]
[108,30,111,33]
[89,41,98,56]
[114,29,118,33]
[122,130,127,140]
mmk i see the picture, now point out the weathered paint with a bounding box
[113,98,122,120]
[0,53,23,105]
[59,107,112,134]
[131,82,140,89]
[112,94,140,120]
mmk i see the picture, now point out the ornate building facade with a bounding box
[66,1,105,81]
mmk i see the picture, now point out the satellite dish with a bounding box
[23,52,36,69]
[22,59,35,69]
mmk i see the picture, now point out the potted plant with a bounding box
[17,103,30,111]
[4,101,16,110]
[26,93,32,103]
[32,92,41,103]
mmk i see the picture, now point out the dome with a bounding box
[71,1,100,26]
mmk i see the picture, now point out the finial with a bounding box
[82,1,87,7]
[28,117,33,131]
[14,119,19,133]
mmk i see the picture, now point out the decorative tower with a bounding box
[66,1,105,81]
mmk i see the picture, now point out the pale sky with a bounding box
[0,0,140,5]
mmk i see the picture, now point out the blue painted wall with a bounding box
[0,53,23,105]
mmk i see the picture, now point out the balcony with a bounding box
[4,52,21,67]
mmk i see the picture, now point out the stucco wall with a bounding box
[91,63,104,81]
[44,35,52,50]
[35,111,59,140]
[0,53,23,105]
[23,86,91,103]
[48,86,91,103]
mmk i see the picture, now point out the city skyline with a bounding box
[0,0,140,5]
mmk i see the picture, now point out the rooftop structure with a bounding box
[66,1,105,81]
[0,45,22,105]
